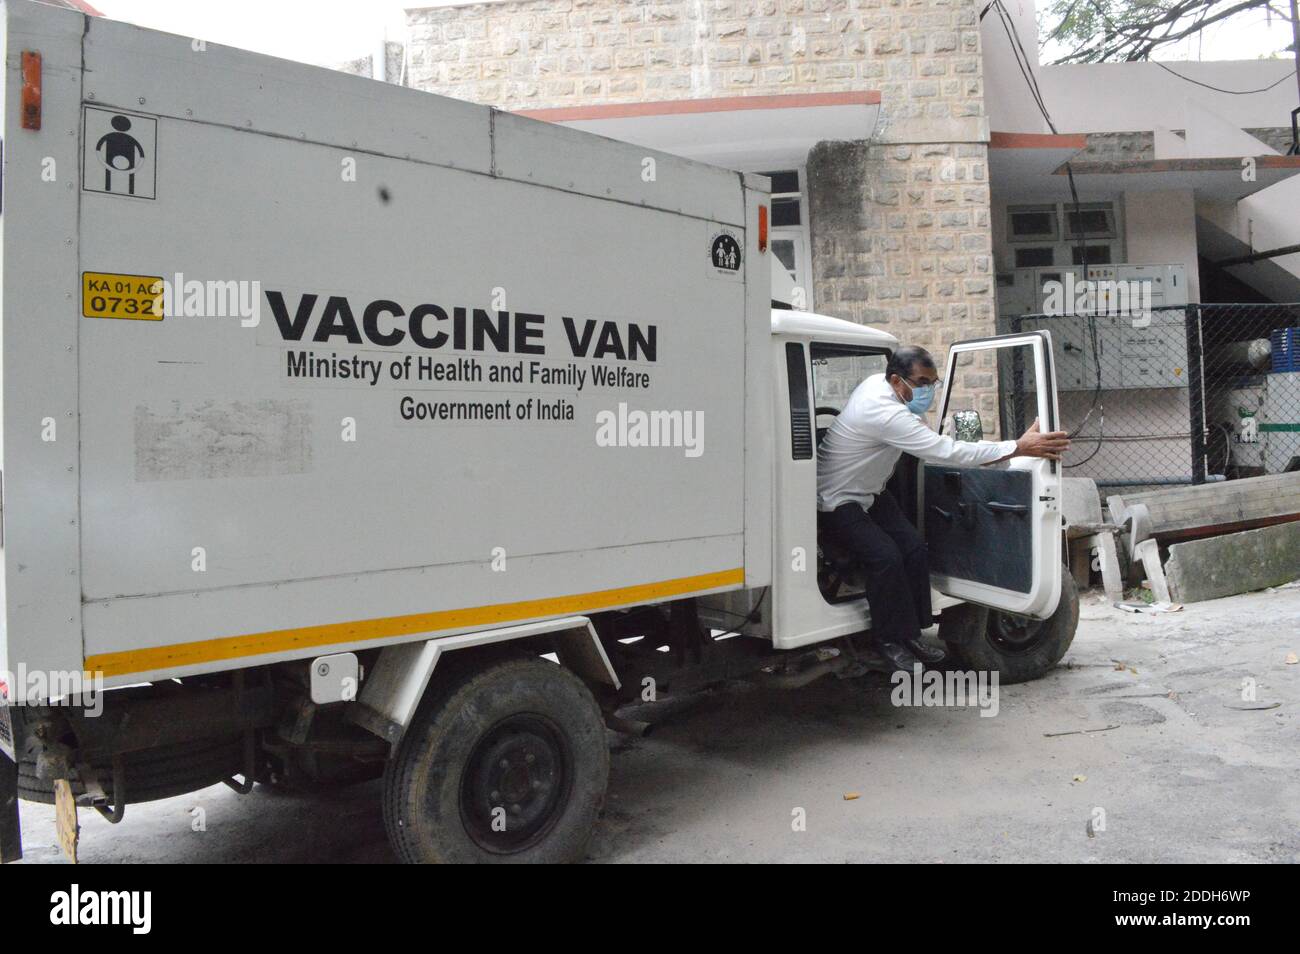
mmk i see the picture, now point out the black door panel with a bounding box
[923,466,1034,593]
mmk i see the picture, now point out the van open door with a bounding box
[921,332,1063,620]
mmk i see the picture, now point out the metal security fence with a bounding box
[997,303,1300,489]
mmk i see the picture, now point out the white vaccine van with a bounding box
[0,0,1074,863]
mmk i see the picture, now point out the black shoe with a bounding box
[877,640,921,673]
[905,638,946,665]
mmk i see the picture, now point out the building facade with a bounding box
[397,0,1001,417]
[341,0,1300,472]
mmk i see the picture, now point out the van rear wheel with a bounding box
[939,569,1079,685]
[383,655,609,864]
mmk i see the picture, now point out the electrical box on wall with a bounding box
[1105,309,1190,390]
[996,263,1188,316]
[999,263,1190,392]
[995,268,1038,317]
[1118,264,1188,309]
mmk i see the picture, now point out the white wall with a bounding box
[981,0,1051,134]
[1037,61,1297,133]
[1124,190,1202,302]
[1237,178,1300,283]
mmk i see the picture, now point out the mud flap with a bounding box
[1,752,20,863]
[54,779,79,863]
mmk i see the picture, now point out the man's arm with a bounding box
[879,407,1017,466]
[881,410,1070,465]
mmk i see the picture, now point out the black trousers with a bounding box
[819,490,932,645]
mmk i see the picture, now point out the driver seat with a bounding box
[814,410,867,603]
[817,534,866,603]
[814,403,839,453]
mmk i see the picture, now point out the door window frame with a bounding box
[936,330,1059,474]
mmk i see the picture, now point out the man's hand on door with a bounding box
[1015,418,1071,461]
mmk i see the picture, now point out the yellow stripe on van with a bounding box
[83,567,746,678]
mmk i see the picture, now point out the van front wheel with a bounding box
[383,654,609,864]
[939,570,1079,685]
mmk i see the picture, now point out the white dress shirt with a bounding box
[817,373,1018,512]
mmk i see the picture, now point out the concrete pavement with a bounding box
[16,585,1300,863]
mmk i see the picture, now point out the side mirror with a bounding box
[953,409,984,442]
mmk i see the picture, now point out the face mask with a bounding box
[905,383,934,415]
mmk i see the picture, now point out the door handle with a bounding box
[929,505,953,521]
[986,501,1029,514]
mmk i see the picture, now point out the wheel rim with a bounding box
[460,713,572,853]
[987,610,1048,656]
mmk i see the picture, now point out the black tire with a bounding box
[18,734,245,805]
[383,655,609,864]
[939,569,1079,685]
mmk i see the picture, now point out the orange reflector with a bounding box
[758,204,769,253]
[21,51,41,130]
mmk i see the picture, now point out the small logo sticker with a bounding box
[707,226,743,280]
[82,106,157,199]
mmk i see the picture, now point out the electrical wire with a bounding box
[1151,61,1295,95]
[1066,408,1107,466]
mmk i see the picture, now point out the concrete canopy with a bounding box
[1059,156,1300,202]
[989,131,1300,202]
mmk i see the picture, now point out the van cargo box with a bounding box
[0,0,772,699]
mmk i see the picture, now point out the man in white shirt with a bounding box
[817,345,1069,672]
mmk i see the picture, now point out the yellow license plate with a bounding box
[82,271,164,320]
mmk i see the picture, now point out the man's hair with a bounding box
[886,345,936,382]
